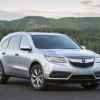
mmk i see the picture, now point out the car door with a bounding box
[6,35,22,76]
[16,35,33,77]
[8,35,33,77]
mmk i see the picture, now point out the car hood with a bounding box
[39,49,96,58]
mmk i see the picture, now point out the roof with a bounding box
[1,32,65,42]
[10,32,64,36]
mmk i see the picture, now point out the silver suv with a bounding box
[0,32,100,90]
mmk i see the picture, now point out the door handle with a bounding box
[2,52,6,55]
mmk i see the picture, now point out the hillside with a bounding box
[0,16,100,53]
[0,16,100,33]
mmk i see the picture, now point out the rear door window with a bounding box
[8,35,21,50]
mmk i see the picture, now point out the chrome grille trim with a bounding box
[68,57,94,64]
[68,57,94,68]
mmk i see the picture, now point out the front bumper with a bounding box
[44,62,100,83]
[47,78,100,84]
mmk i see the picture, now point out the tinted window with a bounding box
[32,35,80,49]
[20,36,30,47]
[1,38,10,49]
[8,35,21,50]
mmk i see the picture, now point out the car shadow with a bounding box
[4,78,100,92]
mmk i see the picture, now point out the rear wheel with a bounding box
[0,62,9,84]
[30,63,47,90]
[81,82,98,89]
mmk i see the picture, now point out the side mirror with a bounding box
[81,45,86,49]
[20,45,32,52]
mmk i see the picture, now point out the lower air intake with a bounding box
[49,71,71,78]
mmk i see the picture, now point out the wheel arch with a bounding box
[29,60,43,75]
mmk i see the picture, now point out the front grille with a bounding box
[71,75,95,80]
[70,61,94,68]
[49,71,71,78]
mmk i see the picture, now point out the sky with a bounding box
[0,0,100,18]
[0,0,82,11]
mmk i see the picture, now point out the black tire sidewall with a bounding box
[0,62,9,84]
[0,62,4,81]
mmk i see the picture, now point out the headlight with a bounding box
[45,56,66,63]
[95,53,100,63]
[95,57,100,63]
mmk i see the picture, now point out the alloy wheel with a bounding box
[30,66,44,89]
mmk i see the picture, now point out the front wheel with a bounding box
[30,64,47,90]
[81,82,98,89]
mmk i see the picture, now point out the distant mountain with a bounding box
[0,16,100,32]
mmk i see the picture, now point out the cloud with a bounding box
[81,0,100,9]
[81,0,92,5]
[93,4,100,8]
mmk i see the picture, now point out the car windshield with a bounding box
[31,35,80,49]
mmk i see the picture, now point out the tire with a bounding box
[81,82,98,89]
[0,62,9,84]
[30,63,47,90]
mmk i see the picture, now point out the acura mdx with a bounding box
[0,32,100,90]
